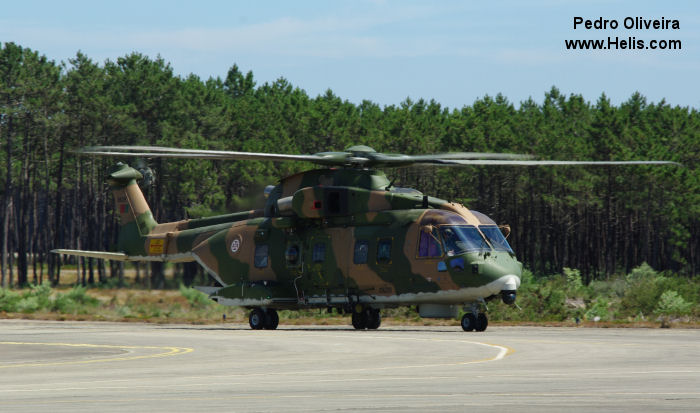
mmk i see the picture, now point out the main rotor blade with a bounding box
[78,146,332,163]
[445,160,682,166]
[395,152,535,161]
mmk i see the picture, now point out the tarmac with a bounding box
[0,319,698,412]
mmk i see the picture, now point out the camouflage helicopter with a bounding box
[53,145,678,332]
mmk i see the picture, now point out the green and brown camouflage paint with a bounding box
[106,163,522,313]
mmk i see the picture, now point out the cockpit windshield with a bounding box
[479,225,514,253]
[440,226,489,255]
[439,225,514,255]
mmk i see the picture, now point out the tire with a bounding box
[475,313,488,332]
[366,309,381,330]
[461,313,476,332]
[352,311,367,330]
[264,309,279,330]
[249,308,266,330]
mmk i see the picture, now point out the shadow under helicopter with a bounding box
[154,325,464,334]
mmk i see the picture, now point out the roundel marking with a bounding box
[231,238,241,253]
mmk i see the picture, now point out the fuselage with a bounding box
[109,164,522,311]
[189,207,522,309]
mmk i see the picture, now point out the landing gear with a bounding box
[461,313,476,331]
[249,308,266,330]
[475,312,488,332]
[352,307,381,330]
[249,308,279,330]
[351,311,366,329]
[264,309,279,330]
[461,302,488,332]
[366,308,381,330]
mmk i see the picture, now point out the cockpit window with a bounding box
[440,226,489,255]
[479,225,514,253]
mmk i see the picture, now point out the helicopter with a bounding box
[52,145,679,332]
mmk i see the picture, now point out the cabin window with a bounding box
[312,242,326,263]
[285,245,300,266]
[418,229,442,258]
[377,239,392,264]
[254,244,269,268]
[353,240,369,264]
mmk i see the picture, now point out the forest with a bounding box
[1,42,698,289]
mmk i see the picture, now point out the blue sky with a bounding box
[2,0,698,109]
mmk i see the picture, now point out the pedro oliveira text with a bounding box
[573,17,679,30]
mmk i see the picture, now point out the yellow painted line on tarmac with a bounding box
[0,342,193,369]
[212,332,516,373]
[310,333,515,365]
[0,331,510,376]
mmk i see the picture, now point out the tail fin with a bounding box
[108,163,157,253]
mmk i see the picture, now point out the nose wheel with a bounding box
[461,312,488,332]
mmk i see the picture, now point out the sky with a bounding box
[2,0,699,110]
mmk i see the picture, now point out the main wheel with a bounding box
[475,313,488,332]
[249,308,266,330]
[352,310,367,329]
[461,313,476,332]
[264,309,279,330]
[366,309,381,330]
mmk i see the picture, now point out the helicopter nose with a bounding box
[481,258,521,302]
[501,274,521,291]
[485,260,521,286]
[499,274,520,304]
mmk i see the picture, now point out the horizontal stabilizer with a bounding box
[51,249,129,261]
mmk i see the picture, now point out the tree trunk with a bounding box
[1,198,11,288]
